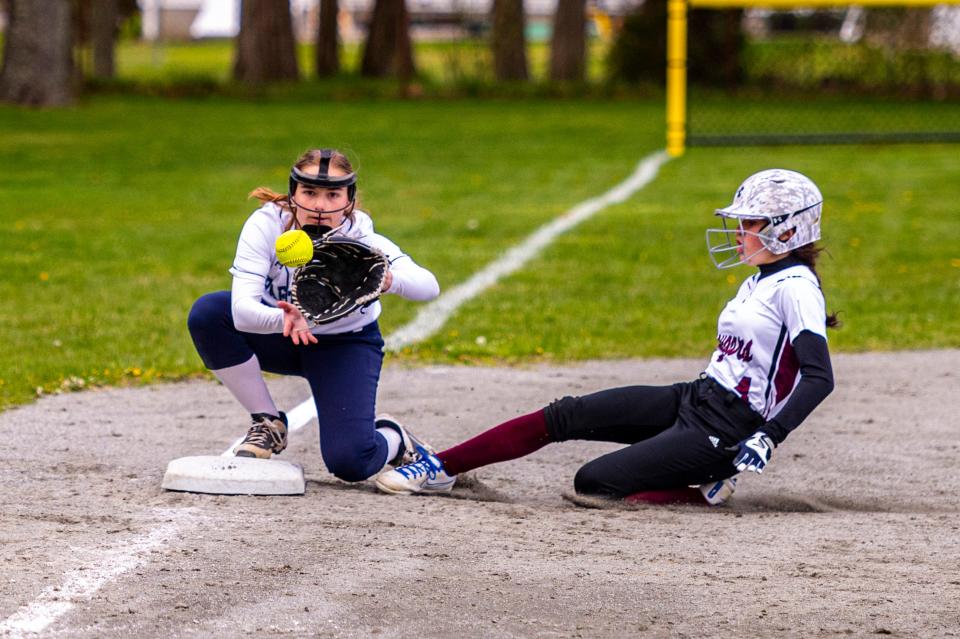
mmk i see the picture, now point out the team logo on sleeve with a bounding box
[716,334,753,363]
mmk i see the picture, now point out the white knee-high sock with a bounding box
[211,355,279,416]
[377,427,402,464]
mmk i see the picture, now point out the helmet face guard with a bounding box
[706,169,823,270]
[288,149,358,216]
[706,217,772,270]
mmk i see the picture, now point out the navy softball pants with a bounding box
[187,290,388,482]
[544,376,765,497]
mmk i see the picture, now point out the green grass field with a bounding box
[1,94,958,409]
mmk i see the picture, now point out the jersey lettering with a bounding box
[716,334,754,363]
[265,267,292,302]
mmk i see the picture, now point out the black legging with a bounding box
[544,376,764,497]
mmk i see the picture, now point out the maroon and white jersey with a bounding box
[704,265,827,420]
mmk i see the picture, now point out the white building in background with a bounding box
[930,5,960,55]
[140,0,205,40]
[189,0,240,39]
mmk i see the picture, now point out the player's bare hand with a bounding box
[277,301,317,346]
[381,269,393,293]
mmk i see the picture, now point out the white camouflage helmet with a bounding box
[706,169,823,269]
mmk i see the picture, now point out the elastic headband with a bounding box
[289,165,357,190]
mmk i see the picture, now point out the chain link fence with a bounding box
[686,4,960,145]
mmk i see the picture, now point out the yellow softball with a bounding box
[275,229,314,268]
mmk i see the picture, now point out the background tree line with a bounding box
[0,0,602,106]
[5,1,938,108]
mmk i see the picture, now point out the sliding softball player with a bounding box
[377,169,837,505]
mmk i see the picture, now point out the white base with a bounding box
[161,455,305,495]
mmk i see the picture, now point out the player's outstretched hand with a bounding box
[728,431,774,474]
[277,301,318,346]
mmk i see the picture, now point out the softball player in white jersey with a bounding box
[188,149,440,482]
[377,169,837,505]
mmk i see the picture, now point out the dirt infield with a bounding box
[2,350,958,638]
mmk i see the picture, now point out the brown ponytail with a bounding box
[248,187,290,206]
[793,243,840,329]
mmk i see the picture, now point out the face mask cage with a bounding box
[288,151,358,216]
[705,216,773,270]
[289,192,355,217]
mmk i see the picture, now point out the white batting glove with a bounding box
[730,431,774,474]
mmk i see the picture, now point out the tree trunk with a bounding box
[864,8,933,50]
[233,0,300,84]
[549,0,586,81]
[360,0,415,78]
[491,0,528,81]
[0,0,75,105]
[688,8,744,87]
[607,0,743,87]
[315,0,340,77]
[91,0,117,78]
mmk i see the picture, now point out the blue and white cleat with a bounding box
[698,475,738,505]
[375,447,456,495]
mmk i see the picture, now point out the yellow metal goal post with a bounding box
[666,0,960,156]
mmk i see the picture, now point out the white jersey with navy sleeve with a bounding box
[229,203,439,335]
[703,265,827,420]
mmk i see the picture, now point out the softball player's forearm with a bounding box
[362,233,439,302]
[764,330,834,444]
[385,256,440,301]
[230,274,284,334]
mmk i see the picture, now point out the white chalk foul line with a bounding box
[385,150,671,352]
[0,509,199,637]
[274,150,672,432]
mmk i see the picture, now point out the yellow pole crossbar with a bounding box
[691,0,959,8]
